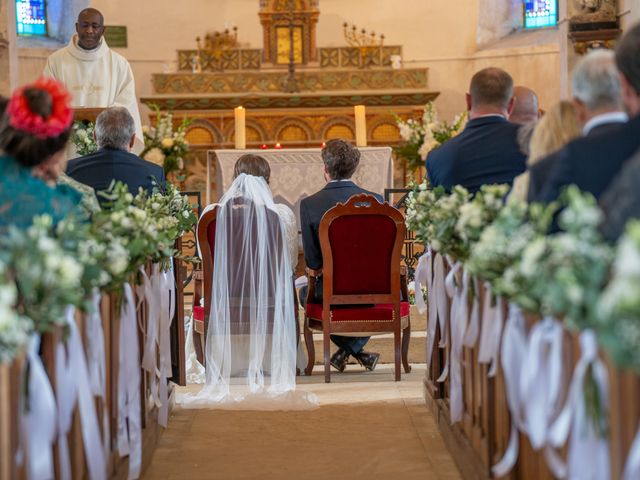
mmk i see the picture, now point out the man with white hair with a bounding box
[530,48,631,202]
[66,106,164,201]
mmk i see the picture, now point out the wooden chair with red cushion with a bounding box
[303,193,411,383]
[192,200,300,370]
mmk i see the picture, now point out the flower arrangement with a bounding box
[0,262,31,364]
[70,121,98,156]
[395,102,467,172]
[0,216,84,333]
[0,181,198,363]
[599,221,640,371]
[141,106,191,175]
[406,182,508,261]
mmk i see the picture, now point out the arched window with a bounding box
[15,0,47,36]
[524,0,558,29]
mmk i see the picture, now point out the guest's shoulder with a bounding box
[67,150,103,170]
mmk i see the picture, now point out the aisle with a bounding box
[143,365,460,480]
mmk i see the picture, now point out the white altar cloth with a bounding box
[207,147,394,226]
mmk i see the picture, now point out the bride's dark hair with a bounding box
[233,154,271,184]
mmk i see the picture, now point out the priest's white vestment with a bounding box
[43,35,144,153]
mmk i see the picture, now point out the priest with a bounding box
[43,8,144,153]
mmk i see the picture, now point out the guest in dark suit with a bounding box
[300,139,382,373]
[598,22,640,240]
[426,67,526,195]
[530,49,630,203]
[66,106,164,201]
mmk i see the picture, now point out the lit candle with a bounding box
[234,106,246,149]
[354,105,367,147]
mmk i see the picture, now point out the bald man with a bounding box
[43,8,144,153]
[509,86,541,125]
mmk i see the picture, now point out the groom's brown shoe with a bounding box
[330,348,349,372]
[355,351,380,372]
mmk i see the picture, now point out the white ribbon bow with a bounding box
[463,276,480,348]
[22,334,57,480]
[519,315,566,478]
[492,303,527,477]
[445,262,469,424]
[157,263,176,427]
[549,329,610,480]
[413,248,431,315]
[118,283,142,480]
[425,252,450,377]
[64,307,107,480]
[55,308,80,480]
[477,285,503,377]
[623,421,640,480]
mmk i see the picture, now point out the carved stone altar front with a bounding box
[141,0,438,197]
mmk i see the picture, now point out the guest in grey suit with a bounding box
[529,49,629,203]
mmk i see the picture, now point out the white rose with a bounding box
[59,257,83,286]
[132,209,147,221]
[144,148,166,166]
[120,217,134,229]
[0,284,17,309]
[38,237,57,253]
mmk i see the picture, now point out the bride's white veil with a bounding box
[181,173,316,409]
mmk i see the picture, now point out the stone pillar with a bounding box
[558,0,572,100]
[0,0,18,96]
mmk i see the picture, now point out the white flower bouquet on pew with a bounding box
[503,187,612,322]
[406,182,509,262]
[0,216,85,333]
[599,221,640,372]
[0,262,31,364]
[405,183,471,258]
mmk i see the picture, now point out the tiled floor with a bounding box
[142,364,461,480]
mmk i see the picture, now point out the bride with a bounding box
[181,154,316,409]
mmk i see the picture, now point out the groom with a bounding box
[300,139,382,372]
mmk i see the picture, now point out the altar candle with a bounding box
[234,106,246,149]
[354,105,367,147]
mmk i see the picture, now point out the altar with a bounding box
[208,146,394,223]
[141,0,439,198]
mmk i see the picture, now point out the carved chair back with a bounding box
[319,194,406,308]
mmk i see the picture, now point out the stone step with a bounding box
[306,331,426,365]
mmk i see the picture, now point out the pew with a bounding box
[0,254,186,480]
[424,260,640,480]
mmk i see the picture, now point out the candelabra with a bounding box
[343,23,385,68]
[195,27,239,72]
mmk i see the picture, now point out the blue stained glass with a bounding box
[524,0,558,29]
[16,0,47,36]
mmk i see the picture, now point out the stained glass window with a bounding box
[16,0,48,36]
[524,0,558,29]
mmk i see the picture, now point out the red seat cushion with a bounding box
[193,305,205,321]
[306,302,410,322]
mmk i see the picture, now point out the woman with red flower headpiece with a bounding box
[0,78,85,231]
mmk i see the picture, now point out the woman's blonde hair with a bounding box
[528,101,581,165]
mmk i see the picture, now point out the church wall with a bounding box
[22,0,640,125]
[1,0,19,95]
